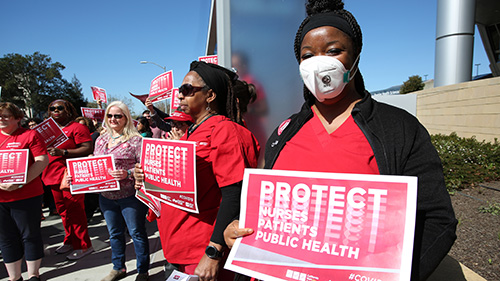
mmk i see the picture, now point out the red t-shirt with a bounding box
[0,128,47,203]
[41,121,92,185]
[157,115,259,264]
[274,110,379,174]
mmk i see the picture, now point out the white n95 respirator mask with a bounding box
[299,55,359,102]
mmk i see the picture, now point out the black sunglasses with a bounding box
[49,106,65,112]
[107,114,124,119]
[179,84,208,97]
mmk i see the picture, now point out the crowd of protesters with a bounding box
[0,1,457,281]
[0,61,261,281]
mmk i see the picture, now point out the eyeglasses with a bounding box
[49,106,65,112]
[107,114,124,119]
[0,115,13,120]
[179,84,208,97]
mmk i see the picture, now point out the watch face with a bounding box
[206,246,216,256]
[206,246,220,258]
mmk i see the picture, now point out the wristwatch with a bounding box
[205,245,223,259]
[63,149,68,156]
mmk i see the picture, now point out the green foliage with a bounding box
[400,75,424,94]
[479,202,500,216]
[431,132,500,191]
[0,52,87,118]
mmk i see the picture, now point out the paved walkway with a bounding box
[0,208,488,281]
[0,210,166,281]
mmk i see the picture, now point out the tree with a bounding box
[399,75,425,94]
[0,52,87,118]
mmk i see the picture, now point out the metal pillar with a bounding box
[434,0,476,87]
[216,0,231,68]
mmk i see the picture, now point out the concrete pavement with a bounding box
[0,208,488,281]
[0,209,167,281]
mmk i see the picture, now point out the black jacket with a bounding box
[264,91,457,280]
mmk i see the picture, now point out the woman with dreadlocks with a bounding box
[224,1,457,280]
[135,61,259,281]
[42,99,94,261]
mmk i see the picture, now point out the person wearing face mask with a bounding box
[224,1,457,280]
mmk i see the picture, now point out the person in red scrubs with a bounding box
[0,102,49,281]
[224,1,457,280]
[135,61,259,281]
[42,99,94,260]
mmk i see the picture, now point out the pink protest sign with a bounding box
[198,55,218,65]
[0,149,29,184]
[170,88,180,111]
[91,86,107,103]
[225,169,418,281]
[81,107,105,122]
[67,155,120,194]
[33,118,69,148]
[132,119,139,127]
[136,185,161,217]
[141,138,198,213]
[149,71,174,102]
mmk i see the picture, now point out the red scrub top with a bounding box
[274,110,379,174]
[157,115,259,264]
[41,121,92,186]
[0,127,47,203]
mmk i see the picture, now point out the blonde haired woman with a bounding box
[94,101,150,281]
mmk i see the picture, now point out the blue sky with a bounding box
[0,0,490,116]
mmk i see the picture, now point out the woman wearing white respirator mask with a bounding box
[224,0,457,280]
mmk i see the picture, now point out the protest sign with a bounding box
[67,155,120,194]
[198,55,218,65]
[91,86,107,103]
[0,149,29,184]
[170,88,180,111]
[81,107,105,122]
[149,71,174,102]
[225,169,418,281]
[33,117,69,148]
[132,119,139,127]
[141,138,198,213]
[166,270,198,281]
[136,185,161,217]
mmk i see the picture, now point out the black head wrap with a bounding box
[299,12,355,50]
[189,61,238,99]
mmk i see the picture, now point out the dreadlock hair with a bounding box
[189,61,241,125]
[294,0,366,105]
[204,70,240,125]
[234,80,257,114]
[48,99,78,121]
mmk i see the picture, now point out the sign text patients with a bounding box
[143,143,188,186]
[256,180,388,260]
[72,158,109,182]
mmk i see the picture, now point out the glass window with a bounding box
[231,0,305,145]
[486,23,500,62]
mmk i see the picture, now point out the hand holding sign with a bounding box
[0,183,24,192]
[224,220,254,249]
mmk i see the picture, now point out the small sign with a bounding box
[81,107,105,122]
[149,71,174,102]
[170,88,180,111]
[141,138,198,213]
[198,55,218,65]
[136,185,161,217]
[67,155,120,194]
[91,86,107,103]
[0,149,29,184]
[32,118,69,148]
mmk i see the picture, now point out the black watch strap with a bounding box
[205,245,223,259]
